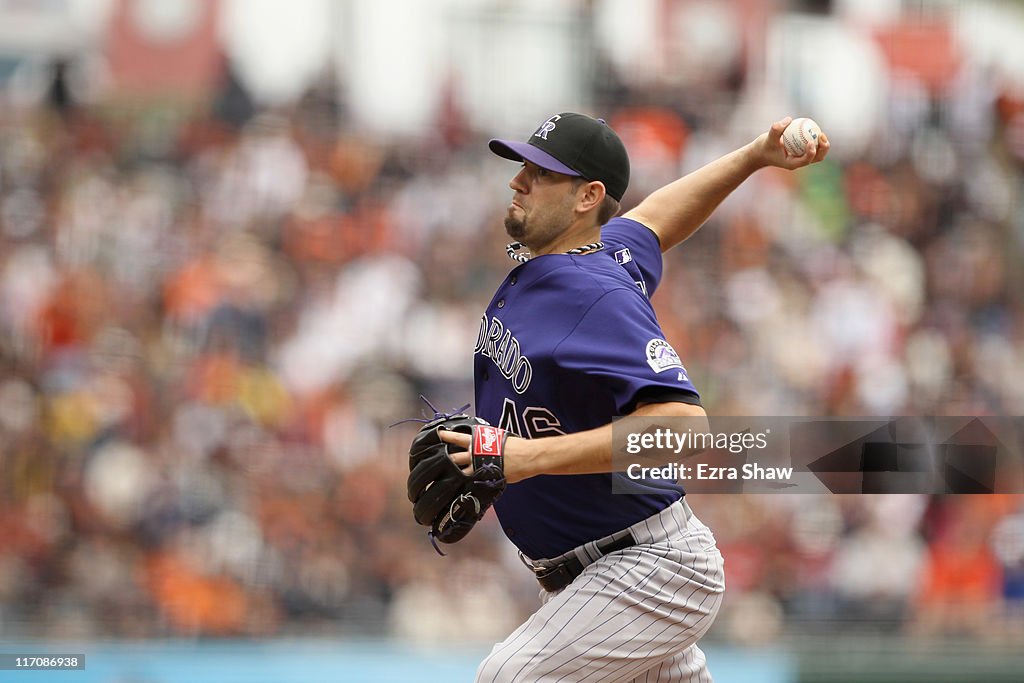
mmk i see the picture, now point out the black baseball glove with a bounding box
[407,412,508,549]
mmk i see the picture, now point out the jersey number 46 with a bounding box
[499,398,566,439]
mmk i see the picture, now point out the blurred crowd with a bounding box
[2,5,1024,650]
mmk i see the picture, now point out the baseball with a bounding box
[782,117,820,157]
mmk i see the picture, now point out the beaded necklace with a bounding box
[505,241,605,263]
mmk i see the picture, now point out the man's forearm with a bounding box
[621,116,828,253]
[510,402,708,482]
[623,140,763,253]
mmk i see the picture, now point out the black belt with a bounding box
[525,533,637,593]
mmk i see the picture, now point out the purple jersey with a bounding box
[474,217,700,560]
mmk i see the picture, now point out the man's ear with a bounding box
[576,180,607,215]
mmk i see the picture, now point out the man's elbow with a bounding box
[637,401,708,429]
[669,402,708,432]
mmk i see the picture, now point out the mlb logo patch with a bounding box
[473,425,505,457]
[614,248,633,265]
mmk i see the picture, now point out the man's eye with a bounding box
[536,168,550,177]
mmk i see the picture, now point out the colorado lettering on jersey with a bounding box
[475,315,533,394]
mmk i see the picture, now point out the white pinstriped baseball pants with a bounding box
[476,499,725,682]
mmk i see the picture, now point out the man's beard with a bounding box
[504,214,526,241]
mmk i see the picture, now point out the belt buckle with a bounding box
[518,550,545,576]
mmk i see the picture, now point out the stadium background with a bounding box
[1,0,1024,680]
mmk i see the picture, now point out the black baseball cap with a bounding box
[489,112,630,202]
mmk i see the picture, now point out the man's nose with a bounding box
[509,167,528,193]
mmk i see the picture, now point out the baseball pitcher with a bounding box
[407,113,829,681]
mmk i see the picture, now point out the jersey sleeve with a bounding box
[601,217,664,296]
[553,285,699,414]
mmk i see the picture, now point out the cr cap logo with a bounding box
[534,114,562,140]
[646,338,686,374]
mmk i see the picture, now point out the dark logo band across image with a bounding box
[611,416,1024,494]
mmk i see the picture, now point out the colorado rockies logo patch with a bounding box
[645,339,686,374]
